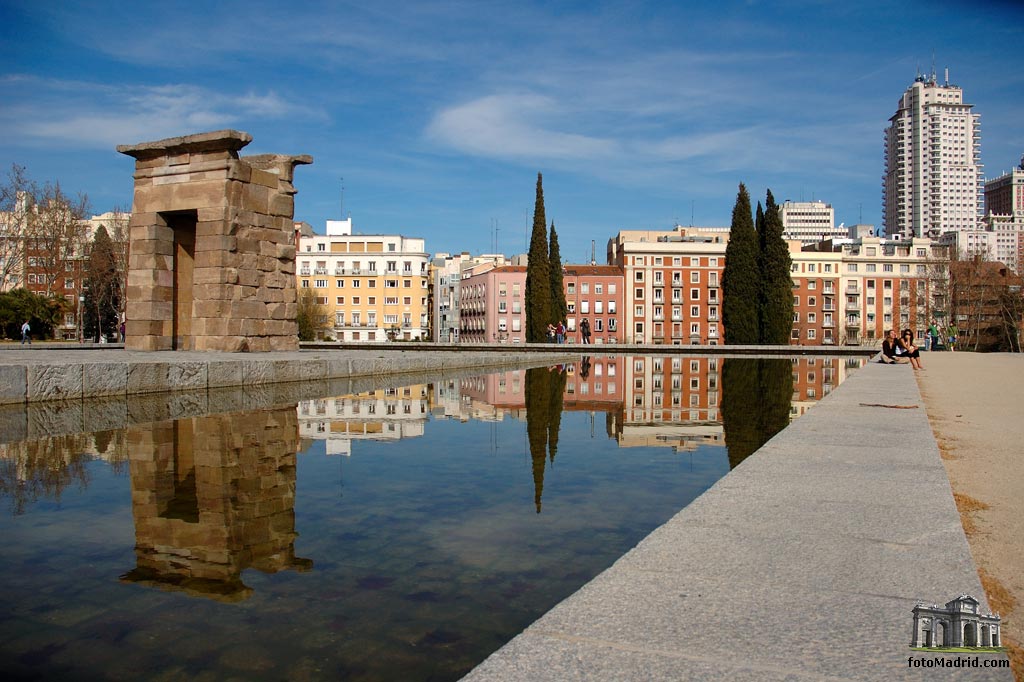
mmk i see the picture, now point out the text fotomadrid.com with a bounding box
[908,656,1009,669]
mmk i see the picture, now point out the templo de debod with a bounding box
[118,130,311,352]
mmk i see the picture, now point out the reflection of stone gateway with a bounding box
[911,594,1001,648]
[120,408,312,602]
[117,130,311,352]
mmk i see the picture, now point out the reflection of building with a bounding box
[121,408,311,602]
[911,594,1001,648]
[789,357,855,419]
[297,218,430,342]
[608,226,728,345]
[297,386,429,456]
[564,356,623,408]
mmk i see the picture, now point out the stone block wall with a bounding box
[117,130,311,352]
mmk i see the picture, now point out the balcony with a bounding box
[314,268,328,275]
[300,269,311,276]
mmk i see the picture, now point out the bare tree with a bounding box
[0,164,31,291]
[24,181,90,296]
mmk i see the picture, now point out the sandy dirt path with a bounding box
[916,352,1024,680]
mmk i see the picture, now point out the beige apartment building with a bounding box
[806,236,950,345]
[779,200,846,245]
[297,218,429,341]
[608,226,729,345]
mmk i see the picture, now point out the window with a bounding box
[302,280,310,288]
[635,305,644,317]
[315,279,327,288]
[385,280,398,288]
[404,280,411,287]
[691,305,700,317]
[635,271,644,282]
[808,280,816,290]
[691,271,700,283]
[403,296,412,305]
[807,329,816,339]
[595,301,603,314]
[513,283,521,296]
[635,288,644,299]
[337,297,344,304]
[567,283,576,294]
[582,283,590,294]
[595,283,603,294]
[499,282,507,296]
[690,288,700,300]
[808,297,816,307]
[608,284,616,294]
[866,264,876,272]
[368,297,376,305]
[367,280,376,288]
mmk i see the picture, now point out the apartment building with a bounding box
[807,236,950,345]
[608,226,728,345]
[458,264,527,343]
[430,252,511,342]
[297,219,429,341]
[789,242,843,345]
[563,265,624,343]
[883,71,983,239]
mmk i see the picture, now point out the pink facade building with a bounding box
[459,265,527,343]
[563,265,624,344]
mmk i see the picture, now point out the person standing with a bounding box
[580,318,592,344]
[947,323,958,352]
[928,319,939,351]
[21,320,31,345]
[555,321,565,344]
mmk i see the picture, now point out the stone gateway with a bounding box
[911,594,1002,648]
[118,130,311,352]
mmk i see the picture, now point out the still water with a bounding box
[0,356,856,681]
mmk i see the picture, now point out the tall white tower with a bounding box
[883,70,982,239]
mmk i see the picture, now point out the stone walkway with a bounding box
[462,361,1012,681]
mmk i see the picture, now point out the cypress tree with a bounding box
[525,173,552,342]
[548,222,567,326]
[721,184,759,344]
[758,189,794,344]
[83,225,120,342]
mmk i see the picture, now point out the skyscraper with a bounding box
[883,70,982,239]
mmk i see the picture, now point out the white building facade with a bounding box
[883,72,983,239]
[779,200,845,245]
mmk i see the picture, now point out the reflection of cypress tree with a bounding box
[757,359,793,445]
[721,358,762,469]
[721,358,794,470]
[546,368,567,464]
[525,368,551,513]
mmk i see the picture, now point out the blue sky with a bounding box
[1,0,1022,260]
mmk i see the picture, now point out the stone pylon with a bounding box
[117,130,312,351]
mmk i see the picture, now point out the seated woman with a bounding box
[897,329,924,370]
[880,329,907,364]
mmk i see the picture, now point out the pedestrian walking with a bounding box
[21,320,31,345]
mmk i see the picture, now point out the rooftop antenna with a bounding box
[859,203,863,223]
[591,240,596,266]
[944,67,949,86]
[339,177,344,218]
[930,50,936,82]
[690,200,695,227]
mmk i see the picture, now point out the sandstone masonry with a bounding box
[117,130,311,352]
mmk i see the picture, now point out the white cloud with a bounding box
[426,94,618,161]
[0,77,324,149]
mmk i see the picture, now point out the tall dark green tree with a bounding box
[83,225,120,342]
[526,173,552,342]
[721,184,759,344]
[758,190,794,344]
[548,222,567,325]
[525,367,552,512]
[721,358,793,470]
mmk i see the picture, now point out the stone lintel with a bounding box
[242,154,314,184]
[117,130,253,161]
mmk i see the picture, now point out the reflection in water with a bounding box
[0,431,127,515]
[720,358,795,469]
[0,357,859,682]
[119,408,312,602]
[525,367,568,513]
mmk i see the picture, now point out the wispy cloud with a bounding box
[426,94,618,161]
[0,77,325,149]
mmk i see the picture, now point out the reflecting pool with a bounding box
[0,356,858,681]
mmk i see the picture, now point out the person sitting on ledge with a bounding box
[880,329,910,364]
[898,328,924,370]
